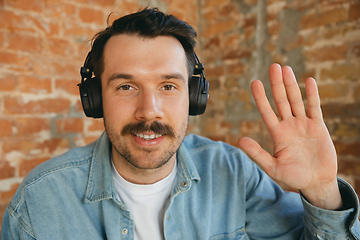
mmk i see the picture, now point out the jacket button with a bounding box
[181,181,188,188]
[122,228,128,235]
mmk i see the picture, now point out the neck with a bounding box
[112,150,177,185]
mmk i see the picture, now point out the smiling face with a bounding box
[101,34,189,184]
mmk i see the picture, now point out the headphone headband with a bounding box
[78,51,209,118]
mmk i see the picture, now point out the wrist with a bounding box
[300,179,343,210]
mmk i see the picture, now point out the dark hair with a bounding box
[89,7,197,79]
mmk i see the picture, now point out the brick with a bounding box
[2,138,69,155]
[14,118,50,135]
[44,0,77,19]
[47,38,76,57]
[350,43,360,59]
[334,141,360,157]
[225,34,241,46]
[291,0,317,11]
[226,62,244,75]
[0,183,20,202]
[6,0,42,12]
[4,97,71,114]
[0,161,15,180]
[244,27,255,40]
[0,75,16,91]
[62,24,95,41]
[204,37,220,50]
[355,85,360,102]
[208,79,221,90]
[71,0,114,7]
[350,2,360,21]
[84,136,100,145]
[320,64,360,81]
[87,119,104,132]
[111,2,140,16]
[0,32,4,48]
[333,122,360,138]
[0,203,6,233]
[202,9,217,23]
[79,7,105,25]
[243,15,256,28]
[318,0,350,7]
[55,118,83,134]
[19,157,48,177]
[268,22,281,35]
[355,179,360,201]
[202,19,237,37]
[0,119,12,137]
[220,3,238,16]
[35,20,60,36]
[206,66,225,78]
[55,78,80,95]
[304,45,348,62]
[322,103,360,119]
[225,78,239,88]
[238,89,251,102]
[203,0,229,9]
[17,76,52,94]
[239,120,263,136]
[0,51,32,66]
[74,99,85,114]
[33,58,79,76]
[222,48,252,60]
[0,10,57,35]
[301,8,348,29]
[318,83,350,100]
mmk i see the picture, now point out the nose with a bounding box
[134,89,164,122]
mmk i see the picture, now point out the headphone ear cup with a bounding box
[189,76,209,116]
[78,77,103,118]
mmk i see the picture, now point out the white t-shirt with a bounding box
[111,160,177,240]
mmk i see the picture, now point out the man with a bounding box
[2,7,359,240]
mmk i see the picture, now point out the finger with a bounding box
[251,80,279,129]
[268,63,293,120]
[282,66,306,117]
[305,77,323,120]
[238,137,275,176]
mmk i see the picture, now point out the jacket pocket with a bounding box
[209,227,250,240]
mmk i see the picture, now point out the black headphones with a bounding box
[78,51,209,118]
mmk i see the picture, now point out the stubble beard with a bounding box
[104,118,188,170]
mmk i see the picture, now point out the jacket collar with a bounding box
[84,132,116,204]
[84,132,200,203]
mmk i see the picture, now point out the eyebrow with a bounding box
[107,72,187,83]
[108,73,133,82]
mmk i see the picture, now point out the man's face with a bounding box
[101,34,189,177]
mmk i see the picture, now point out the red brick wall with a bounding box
[196,0,360,195]
[0,0,198,231]
[0,0,359,232]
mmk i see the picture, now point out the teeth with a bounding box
[135,133,162,140]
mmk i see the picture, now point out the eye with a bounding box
[118,85,134,91]
[162,85,176,91]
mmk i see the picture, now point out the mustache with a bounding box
[121,121,176,138]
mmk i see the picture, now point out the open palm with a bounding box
[238,64,341,210]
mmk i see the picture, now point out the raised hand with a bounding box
[238,63,342,210]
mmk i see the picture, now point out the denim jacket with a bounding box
[2,132,360,239]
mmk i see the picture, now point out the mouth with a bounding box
[133,133,163,140]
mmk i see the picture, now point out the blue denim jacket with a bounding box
[2,132,360,239]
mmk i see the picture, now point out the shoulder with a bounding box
[183,134,246,158]
[182,134,254,173]
[22,142,96,185]
[8,140,98,208]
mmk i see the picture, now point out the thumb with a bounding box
[238,137,275,175]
